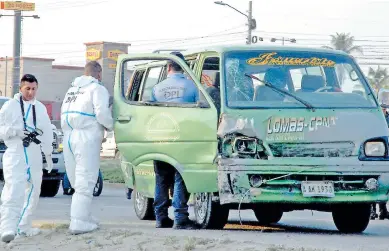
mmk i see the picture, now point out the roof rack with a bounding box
[152,49,186,53]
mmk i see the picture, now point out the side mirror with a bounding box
[102,138,107,143]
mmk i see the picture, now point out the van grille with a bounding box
[268,142,355,157]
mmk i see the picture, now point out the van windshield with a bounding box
[223,50,377,109]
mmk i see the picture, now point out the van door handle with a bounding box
[116,115,132,122]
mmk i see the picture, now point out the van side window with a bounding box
[125,69,146,101]
[122,58,208,107]
[141,66,164,101]
[201,57,220,112]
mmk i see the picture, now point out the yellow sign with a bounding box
[247,52,336,67]
[86,48,101,61]
[0,1,35,11]
[107,50,125,61]
[108,63,116,69]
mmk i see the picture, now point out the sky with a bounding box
[1,0,389,72]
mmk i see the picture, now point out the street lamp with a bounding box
[271,37,296,46]
[214,1,256,45]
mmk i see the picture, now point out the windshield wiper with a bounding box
[245,73,315,112]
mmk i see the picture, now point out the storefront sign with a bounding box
[0,1,35,11]
[86,48,101,61]
[107,50,125,61]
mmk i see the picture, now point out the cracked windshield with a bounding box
[224,51,376,108]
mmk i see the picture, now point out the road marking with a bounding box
[224,223,285,231]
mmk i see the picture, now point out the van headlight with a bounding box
[365,141,386,157]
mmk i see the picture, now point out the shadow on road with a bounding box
[225,220,369,236]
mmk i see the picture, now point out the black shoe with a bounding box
[63,188,74,195]
[173,219,198,230]
[156,218,174,228]
[379,210,389,220]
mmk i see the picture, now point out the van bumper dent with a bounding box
[217,159,389,205]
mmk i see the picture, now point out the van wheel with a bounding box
[40,180,61,197]
[93,170,103,197]
[253,206,283,225]
[332,204,370,233]
[133,189,155,220]
[194,192,229,229]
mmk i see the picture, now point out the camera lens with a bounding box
[23,140,30,147]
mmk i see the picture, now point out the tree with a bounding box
[367,66,389,92]
[323,32,363,55]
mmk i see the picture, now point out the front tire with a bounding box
[194,192,229,229]
[40,180,60,197]
[253,205,283,225]
[133,189,155,220]
[332,204,370,233]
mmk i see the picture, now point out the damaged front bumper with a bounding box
[218,158,389,205]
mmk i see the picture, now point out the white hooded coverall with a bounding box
[0,93,53,236]
[61,75,113,233]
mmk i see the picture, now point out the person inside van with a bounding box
[149,51,198,230]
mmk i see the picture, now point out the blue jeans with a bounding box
[153,161,190,224]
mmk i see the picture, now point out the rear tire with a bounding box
[194,192,229,229]
[332,204,370,233]
[93,170,103,197]
[133,189,155,220]
[40,180,60,197]
[253,205,283,225]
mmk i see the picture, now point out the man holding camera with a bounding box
[0,74,53,243]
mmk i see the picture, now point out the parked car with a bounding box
[0,96,66,197]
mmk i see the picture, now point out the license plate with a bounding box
[301,181,335,198]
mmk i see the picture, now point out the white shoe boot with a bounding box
[17,228,41,237]
[69,219,98,235]
[1,231,15,243]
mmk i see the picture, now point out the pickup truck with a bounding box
[0,96,66,197]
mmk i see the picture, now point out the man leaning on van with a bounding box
[149,51,199,229]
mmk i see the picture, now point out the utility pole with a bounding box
[247,1,252,45]
[0,1,39,95]
[214,1,256,45]
[5,56,8,97]
[13,9,22,96]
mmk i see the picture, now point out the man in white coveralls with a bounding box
[61,61,113,234]
[0,74,54,243]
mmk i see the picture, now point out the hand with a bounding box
[16,129,29,139]
[45,154,53,173]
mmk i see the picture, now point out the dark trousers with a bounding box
[153,161,190,223]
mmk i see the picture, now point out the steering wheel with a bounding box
[314,86,338,92]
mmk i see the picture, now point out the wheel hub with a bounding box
[136,192,146,211]
[195,193,209,221]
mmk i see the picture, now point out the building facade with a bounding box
[0,41,130,102]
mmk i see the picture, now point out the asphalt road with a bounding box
[1,181,389,250]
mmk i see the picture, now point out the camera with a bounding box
[22,129,43,147]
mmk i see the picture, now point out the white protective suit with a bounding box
[61,75,113,234]
[0,93,53,240]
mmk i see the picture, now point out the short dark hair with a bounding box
[168,51,186,72]
[85,61,102,77]
[21,74,38,84]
